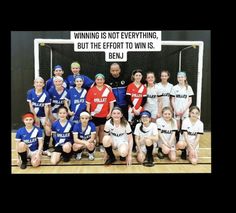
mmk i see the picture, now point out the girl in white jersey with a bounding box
[144,72,162,123]
[102,107,133,165]
[156,70,173,110]
[156,107,178,161]
[134,110,159,167]
[176,106,204,164]
[170,71,194,142]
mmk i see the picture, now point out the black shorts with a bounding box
[54,145,63,153]
[92,116,107,126]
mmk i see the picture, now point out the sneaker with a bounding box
[105,157,116,165]
[157,148,165,159]
[20,162,27,169]
[120,156,126,161]
[143,156,154,167]
[43,150,52,157]
[76,152,82,160]
[63,156,70,162]
[181,149,187,160]
[88,153,95,161]
[99,145,105,153]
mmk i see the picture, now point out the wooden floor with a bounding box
[11,132,211,174]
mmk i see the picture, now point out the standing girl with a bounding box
[176,106,204,164]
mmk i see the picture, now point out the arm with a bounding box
[126,133,133,166]
[158,130,170,148]
[86,102,91,113]
[182,97,192,114]
[64,99,74,116]
[37,138,43,156]
[157,96,163,118]
[107,101,114,119]
[183,131,194,150]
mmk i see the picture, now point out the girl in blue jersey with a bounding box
[72,111,96,161]
[48,76,68,122]
[45,65,67,91]
[27,77,52,156]
[50,106,74,164]
[15,112,43,169]
[64,75,87,124]
[66,62,94,90]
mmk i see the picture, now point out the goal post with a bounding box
[34,39,204,109]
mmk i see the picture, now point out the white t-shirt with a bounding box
[156,82,173,108]
[134,122,158,142]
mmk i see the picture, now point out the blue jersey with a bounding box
[72,121,96,140]
[52,120,74,146]
[48,87,68,113]
[27,88,51,117]
[65,88,87,122]
[15,126,43,151]
[45,77,68,91]
[66,74,94,90]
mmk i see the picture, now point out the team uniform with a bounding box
[48,87,68,119]
[66,74,94,90]
[170,84,194,120]
[86,85,116,123]
[156,82,173,108]
[144,84,161,119]
[27,88,51,125]
[134,122,158,153]
[51,120,74,152]
[104,119,132,149]
[126,82,147,122]
[65,87,87,123]
[156,117,178,150]
[15,126,43,158]
[179,117,204,154]
[45,77,68,91]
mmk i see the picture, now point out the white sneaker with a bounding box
[88,152,95,161]
[99,145,105,153]
[76,152,82,160]
[43,150,51,157]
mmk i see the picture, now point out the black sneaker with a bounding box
[20,162,27,169]
[143,156,154,167]
[157,148,165,159]
[63,157,70,162]
[105,157,116,165]
[120,156,126,161]
[181,149,187,160]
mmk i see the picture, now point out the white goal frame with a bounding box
[34,39,204,108]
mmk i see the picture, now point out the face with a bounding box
[75,79,84,88]
[34,79,44,90]
[146,73,155,84]
[80,115,90,124]
[54,79,63,87]
[190,109,200,120]
[110,65,121,78]
[23,117,34,127]
[160,72,169,82]
[133,72,142,82]
[95,77,105,86]
[162,109,172,121]
[58,109,68,120]
[54,69,64,76]
[177,76,186,84]
[141,115,151,125]
[111,109,123,121]
[71,66,80,75]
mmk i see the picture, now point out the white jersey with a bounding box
[170,84,194,117]
[179,117,204,144]
[134,122,158,139]
[104,119,132,143]
[156,117,177,145]
[144,84,161,118]
[156,82,173,108]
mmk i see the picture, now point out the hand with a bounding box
[35,117,40,127]
[126,154,132,166]
[106,113,111,119]
[69,111,74,116]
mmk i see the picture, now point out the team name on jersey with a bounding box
[176,94,187,98]
[32,102,46,107]
[79,135,91,140]
[23,138,37,144]
[52,100,64,104]
[111,132,125,137]
[74,99,85,104]
[94,98,107,103]
[187,132,197,136]
[147,94,157,98]
[162,93,170,96]
[161,130,172,134]
[131,94,143,98]
[56,133,70,137]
